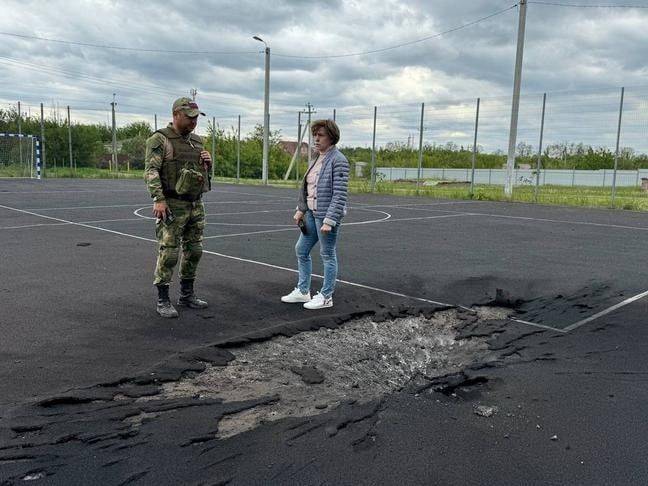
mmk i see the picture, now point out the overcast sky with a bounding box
[1,0,647,150]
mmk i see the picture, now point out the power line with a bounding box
[0,56,261,109]
[0,31,258,55]
[0,6,517,61]
[528,1,648,8]
[272,5,519,59]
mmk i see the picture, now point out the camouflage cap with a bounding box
[172,97,205,117]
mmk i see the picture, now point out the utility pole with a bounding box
[417,103,424,193]
[111,94,117,173]
[40,102,46,177]
[67,105,73,172]
[303,102,316,166]
[371,106,377,192]
[17,101,23,169]
[253,36,271,184]
[611,87,625,205]
[297,111,302,182]
[504,0,528,198]
[154,113,158,131]
[237,115,241,183]
[190,88,197,101]
[211,116,216,180]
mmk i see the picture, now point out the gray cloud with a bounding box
[1,0,646,149]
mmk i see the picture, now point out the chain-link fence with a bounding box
[2,85,648,207]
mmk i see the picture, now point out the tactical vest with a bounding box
[157,126,208,200]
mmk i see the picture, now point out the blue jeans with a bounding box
[295,210,340,298]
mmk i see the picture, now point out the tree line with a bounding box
[2,107,646,177]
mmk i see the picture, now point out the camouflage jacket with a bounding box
[144,123,210,202]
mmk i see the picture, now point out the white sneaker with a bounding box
[281,288,311,303]
[303,292,333,310]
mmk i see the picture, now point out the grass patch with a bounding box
[5,168,648,211]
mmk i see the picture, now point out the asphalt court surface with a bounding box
[2,178,647,330]
[1,178,648,405]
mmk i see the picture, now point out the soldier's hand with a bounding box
[153,201,169,220]
[200,150,212,169]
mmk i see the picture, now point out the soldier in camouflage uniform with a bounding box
[144,97,212,318]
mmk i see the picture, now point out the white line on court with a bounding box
[0,222,70,230]
[374,203,648,233]
[0,203,474,316]
[21,199,291,212]
[0,217,144,230]
[562,289,648,332]
[350,200,479,209]
[0,189,144,194]
[133,206,294,220]
[200,209,395,238]
[510,318,565,333]
[212,187,294,200]
[4,201,636,332]
[203,228,297,239]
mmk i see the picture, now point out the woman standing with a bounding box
[281,119,350,309]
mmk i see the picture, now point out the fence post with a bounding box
[67,105,73,174]
[296,112,301,183]
[237,115,241,183]
[35,137,41,180]
[611,86,625,205]
[211,116,216,180]
[370,106,377,192]
[534,93,546,202]
[470,97,480,196]
[417,102,425,193]
[41,103,46,177]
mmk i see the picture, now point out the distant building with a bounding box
[278,141,309,157]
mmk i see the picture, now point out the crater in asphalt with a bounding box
[156,307,509,439]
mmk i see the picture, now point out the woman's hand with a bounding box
[320,223,332,234]
[293,210,304,224]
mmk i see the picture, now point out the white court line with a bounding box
[213,187,294,200]
[0,217,143,230]
[562,289,648,332]
[469,212,648,233]
[4,201,632,333]
[204,227,297,239]
[350,200,479,209]
[0,222,70,230]
[134,206,294,220]
[0,189,145,194]
[20,199,290,212]
[510,318,565,333]
[0,203,474,315]
[372,203,648,233]
[200,212,462,239]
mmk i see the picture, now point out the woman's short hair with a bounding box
[311,119,340,145]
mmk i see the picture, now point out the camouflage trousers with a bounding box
[153,198,206,286]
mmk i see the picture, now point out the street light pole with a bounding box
[253,35,270,184]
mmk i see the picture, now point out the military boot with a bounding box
[178,279,208,309]
[156,284,179,318]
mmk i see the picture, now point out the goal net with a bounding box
[0,133,42,179]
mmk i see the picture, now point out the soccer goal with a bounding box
[0,133,42,179]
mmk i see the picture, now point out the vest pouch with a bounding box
[175,167,205,199]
